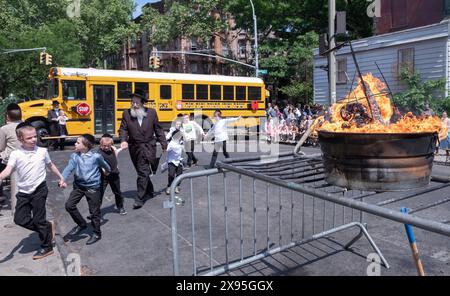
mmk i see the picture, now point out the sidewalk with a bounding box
[0,212,66,276]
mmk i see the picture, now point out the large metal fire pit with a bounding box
[318,131,438,191]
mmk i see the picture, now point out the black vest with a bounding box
[98,149,119,174]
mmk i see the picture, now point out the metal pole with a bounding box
[249,0,259,77]
[328,0,336,104]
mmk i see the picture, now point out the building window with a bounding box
[337,58,347,84]
[190,62,198,74]
[191,38,198,51]
[118,82,132,99]
[239,41,247,58]
[236,86,246,100]
[62,80,86,100]
[134,82,149,101]
[196,84,208,100]
[182,84,195,100]
[398,48,414,75]
[210,85,221,100]
[222,46,229,57]
[223,85,234,100]
[160,85,172,100]
[248,86,261,101]
[445,0,450,17]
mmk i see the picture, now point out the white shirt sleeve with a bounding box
[44,149,52,165]
[224,117,241,124]
[7,151,17,168]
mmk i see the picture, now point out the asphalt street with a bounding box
[42,141,450,276]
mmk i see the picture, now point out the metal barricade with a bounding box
[164,151,440,275]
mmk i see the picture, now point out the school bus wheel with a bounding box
[31,120,50,147]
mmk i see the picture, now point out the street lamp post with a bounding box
[249,0,259,77]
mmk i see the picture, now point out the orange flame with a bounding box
[317,73,448,139]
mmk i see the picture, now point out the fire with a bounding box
[317,73,448,139]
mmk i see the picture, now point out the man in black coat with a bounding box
[47,100,63,150]
[119,93,167,209]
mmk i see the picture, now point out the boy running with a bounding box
[0,123,65,259]
[62,134,110,245]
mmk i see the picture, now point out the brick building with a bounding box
[375,0,450,35]
[110,0,255,75]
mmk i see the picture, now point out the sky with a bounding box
[133,0,160,18]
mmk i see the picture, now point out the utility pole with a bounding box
[249,0,259,77]
[328,0,336,104]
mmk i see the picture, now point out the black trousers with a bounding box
[49,124,60,150]
[14,182,52,249]
[168,163,183,188]
[209,141,230,169]
[65,183,102,236]
[100,173,124,209]
[185,140,198,166]
[57,124,67,150]
[129,149,154,205]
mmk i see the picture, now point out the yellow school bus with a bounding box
[18,67,268,145]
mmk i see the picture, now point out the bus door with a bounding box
[93,85,115,135]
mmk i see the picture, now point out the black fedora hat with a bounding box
[130,92,147,103]
[52,100,60,106]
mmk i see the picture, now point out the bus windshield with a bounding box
[46,78,59,99]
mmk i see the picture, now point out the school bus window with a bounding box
[160,85,172,100]
[182,84,194,100]
[223,85,234,100]
[236,86,246,100]
[118,82,132,99]
[47,78,59,99]
[62,80,86,100]
[135,82,149,100]
[248,86,261,101]
[210,85,221,100]
[196,84,208,100]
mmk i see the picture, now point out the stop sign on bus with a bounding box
[76,103,91,116]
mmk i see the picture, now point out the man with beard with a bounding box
[119,93,167,209]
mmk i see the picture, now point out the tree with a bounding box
[393,70,448,115]
[226,0,374,103]
[0,0,138,99]
[140,0,227,47]
[73,0,138,67]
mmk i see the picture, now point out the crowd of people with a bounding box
[264,102,326,144]
[0,93,241,259]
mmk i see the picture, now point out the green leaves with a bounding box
[392,70,448,115]
[141,0,227,47]
[0,0,136,99]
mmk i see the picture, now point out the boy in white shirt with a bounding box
[182,114,204,167]
[165,120,184,195]
[0,123,66,260]
[206,110,241,169]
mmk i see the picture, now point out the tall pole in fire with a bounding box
[328,0,336,104]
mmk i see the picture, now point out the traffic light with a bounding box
[149,56,155,69]
[40,52,46,64]
[45,54,52,65]
[154,57,160,69]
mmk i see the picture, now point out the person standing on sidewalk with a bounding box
[182,114,204,168]
[0,123,66,260]
[206,110,241,169]
[0,103,22,203]
[98,133,127,215]
[62,134,111,245]
[47,101,62,151]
